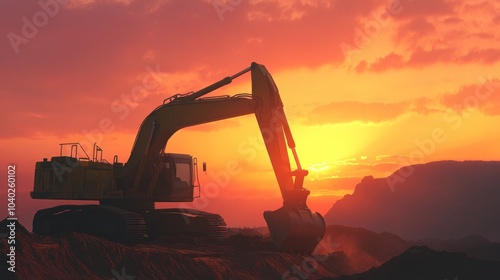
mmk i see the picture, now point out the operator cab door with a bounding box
[155,153,195,202]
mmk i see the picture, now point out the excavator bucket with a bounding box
[264,206,326,253]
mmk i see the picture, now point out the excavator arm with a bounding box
[251,64,326,252]
[116,62,325,252]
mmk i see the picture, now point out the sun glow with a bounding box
[309,161,330,173]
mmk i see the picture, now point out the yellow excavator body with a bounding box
[32,62,326,253]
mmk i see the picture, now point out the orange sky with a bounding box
[1,0,500,228]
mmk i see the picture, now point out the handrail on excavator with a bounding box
[59,142,91,160]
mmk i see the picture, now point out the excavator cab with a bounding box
[152,153,198,202]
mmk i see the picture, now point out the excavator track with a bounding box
[100,205,147,243]
[33,205,147,244]
[144,208,227,241]
[33,205,226,243]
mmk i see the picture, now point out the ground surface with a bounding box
[2,220,499,280]
[1,220,356,280]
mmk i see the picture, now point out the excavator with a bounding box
[31,62,326,253]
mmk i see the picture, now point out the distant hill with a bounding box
[228,224,500,272]
[319,225,410,272]
[332,246,500,280]
[325,161,500,242]
[412,235,500,262]
[319,225,500,271]
[226,225,410,273]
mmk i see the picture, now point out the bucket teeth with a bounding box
[264,207,326,254]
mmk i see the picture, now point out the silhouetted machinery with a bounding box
[31,62,326,253]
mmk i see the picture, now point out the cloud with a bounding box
[395,0,456,19]
[0,0,388,139]
[442,78,500,115]
[460,48,500,64]
[246,0,322,21]
[305,96,442,125]
[394,17,436,45]
[494,15,500,25]
[309,155,406,179]
[307,101,408,124]
[442,16,463,25]
[358,47,500,72]
[360,52,405,72]
[354,1,500,72]
[2,0,499,138]
[306,78,500,124]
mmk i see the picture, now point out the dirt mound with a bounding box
[225,227,270,238]
[0,219,355,280]
[225,233,275,251]
[5,218,498,279]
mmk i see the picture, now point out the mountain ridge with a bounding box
[325,160,500,242]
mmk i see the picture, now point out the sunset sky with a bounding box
[1,0,500,228]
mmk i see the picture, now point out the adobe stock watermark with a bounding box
[282,235,341,280]
[386,74,499,191]
[7,0,69,54]
[340,0,404,64]
[110,267,136,280]
[50,64,165,182]
[6,165,17,274]
[212,0,243,21]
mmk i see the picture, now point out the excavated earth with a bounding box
[1,220,356,280]
[3,220,499,279]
